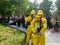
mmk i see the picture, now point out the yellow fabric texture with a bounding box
[31,16,47,34]
[25,10,35,44]
[32,33,45,45]
[25,16,33,43]
[31,17,47,45]
[25,16,32,23]
[26,25,32,43]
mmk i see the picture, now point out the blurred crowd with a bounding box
[46,15,60,33]
[0,15,60,33]
[0,15,27,28]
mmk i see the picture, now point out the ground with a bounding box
[0,24,60,45]
[46,30,60,45]
[9,25,60,45]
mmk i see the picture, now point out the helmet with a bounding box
[37,10,44,17]
[31,10,35,15]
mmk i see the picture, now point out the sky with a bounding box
[29,0,57,11]
[29,0,57,5]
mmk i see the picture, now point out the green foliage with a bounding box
[0,0,53,16]
[14,0,30,15]
[25,2,34,14]
[33,0,39,11]
[39,0,52,16]
[55,0,60,15]
[0,0,30,16]
[25,0,39,15]
[0,0,16,16]
[0,23,25,45]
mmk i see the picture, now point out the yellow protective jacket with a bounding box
[25,16,33,23]
[31,17,47,35]
[25,15,34,43]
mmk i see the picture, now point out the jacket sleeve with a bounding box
[25,16,32,22]
[31,19,35,25]
[40,18,47,34]
[31,19,36,32]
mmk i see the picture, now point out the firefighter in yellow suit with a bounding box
[31,10,47,45]
[25,10,35,45]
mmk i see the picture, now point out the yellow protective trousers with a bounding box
[26,25,32,44]
[32,33,45,45]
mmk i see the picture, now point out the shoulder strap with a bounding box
[31,15,34,21]
[37,17,42,32]
[40,17,42,31]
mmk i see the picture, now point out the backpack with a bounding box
[51,17,56,25]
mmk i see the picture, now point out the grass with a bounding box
[0,23,25,45]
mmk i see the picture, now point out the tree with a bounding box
[25,0,39,15]
[39,0,52,16]
[0,0,17,16]
[33,0,39,11]
[55,0,60,15]
[0,0,30,16]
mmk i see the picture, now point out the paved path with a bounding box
[46,30,60,45]
[9,25,26,32]
[9,25,60,45]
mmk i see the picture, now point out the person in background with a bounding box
[25,14,29,29]
[25,10,36,45]
[50,16,57,32]
[21,15,25,28]
[57,16,60,33]
[46,15,52,30]
[13,15,17,25]
[17,15,21,27]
